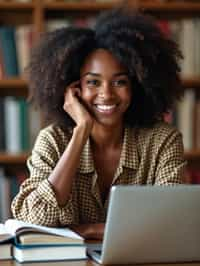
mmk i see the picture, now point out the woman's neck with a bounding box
[90,123,124,151]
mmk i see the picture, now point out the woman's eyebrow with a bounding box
[113,72,128,77]
[81,72,128,78]
[81,72,100,78]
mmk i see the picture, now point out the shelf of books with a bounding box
[0,0,200,222]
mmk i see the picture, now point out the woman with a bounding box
[11,9,186,239]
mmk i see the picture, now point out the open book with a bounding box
[0,219,87,262]
[0,219,84,246]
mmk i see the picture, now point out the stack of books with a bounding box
[0,219,87,263]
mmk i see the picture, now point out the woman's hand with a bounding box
[63,81,94,133]
[70,223,105,240]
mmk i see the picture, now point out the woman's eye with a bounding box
[86,79,100,86]
[113,79,128,87]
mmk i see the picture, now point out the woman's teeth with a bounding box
[96,104,116,111]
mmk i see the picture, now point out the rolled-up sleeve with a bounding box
[11,127,79,226]
[155,129,187,185]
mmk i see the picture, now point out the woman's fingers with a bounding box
[64,81,81,99]
[70,223,105,240]
[63,80,94,131]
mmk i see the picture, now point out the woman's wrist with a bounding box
[74,122,92,141]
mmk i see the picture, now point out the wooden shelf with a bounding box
[0,78,27,88]
[0,152,29,164]
[182,77,200,88]
[184,150,200,160]
[43,1,200,13]
[0,2,34,10]
[140,2,200,13]
[0,78,28,97]
[0,1,200,13]
[44,1,116,11]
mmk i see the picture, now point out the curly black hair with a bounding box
[27,8,183,129]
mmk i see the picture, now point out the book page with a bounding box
[19,233,83,245]
[0,224,13,243]
[4,219,83,240]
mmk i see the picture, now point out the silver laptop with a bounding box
[87,185,200,264]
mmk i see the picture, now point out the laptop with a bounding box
[87,185,200,264]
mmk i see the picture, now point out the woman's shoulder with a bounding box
[40,124,72,138]
[134,121,182,146]
[35,124,72,149]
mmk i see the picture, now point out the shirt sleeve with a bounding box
[154,129,187,185]
[11,128,79,226]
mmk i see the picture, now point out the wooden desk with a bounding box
[0,261,96,266]
[2,261,200,266]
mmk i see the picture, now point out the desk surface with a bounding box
[2,260,200,266]
[0,260,96,266]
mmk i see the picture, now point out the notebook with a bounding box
[87,185,200,264]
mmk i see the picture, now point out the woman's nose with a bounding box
[98,82,113,99]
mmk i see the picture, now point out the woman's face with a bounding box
[80,49,132,128]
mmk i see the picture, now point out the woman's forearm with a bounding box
[48,124,90,206]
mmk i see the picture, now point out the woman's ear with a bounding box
[75,81,82,98]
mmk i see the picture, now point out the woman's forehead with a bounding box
[80,48,127,76]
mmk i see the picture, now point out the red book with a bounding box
[157,20,171,38]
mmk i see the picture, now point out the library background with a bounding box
[0,0,199,222]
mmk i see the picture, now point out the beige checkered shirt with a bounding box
[11,122,186,226]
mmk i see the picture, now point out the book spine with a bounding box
[176,89,195,151]
[194,95,200,148]
[0,45,5,78]
[0,27,19,77]
[0,168,11,222]
[19,99,30,151]
[0,97,40,152]
[157,20,171,38]
[15,25,32,77]
[4,97,21,153]
[0,97,5,151]
[180,19,196,77]
[46,19,70,32]
[28,104,41,148]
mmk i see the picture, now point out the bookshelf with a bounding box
[0,1,200,165]
[0,152,28,165]
[0,78,27,97]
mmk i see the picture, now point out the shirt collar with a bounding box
[120,127,139,170]
[78,126,140,174]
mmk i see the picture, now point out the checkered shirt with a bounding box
[11,122,186,226]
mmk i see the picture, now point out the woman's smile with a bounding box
[94,103,118,114]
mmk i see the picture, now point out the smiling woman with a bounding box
[79,49,132,128]
[11,8,186,240]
